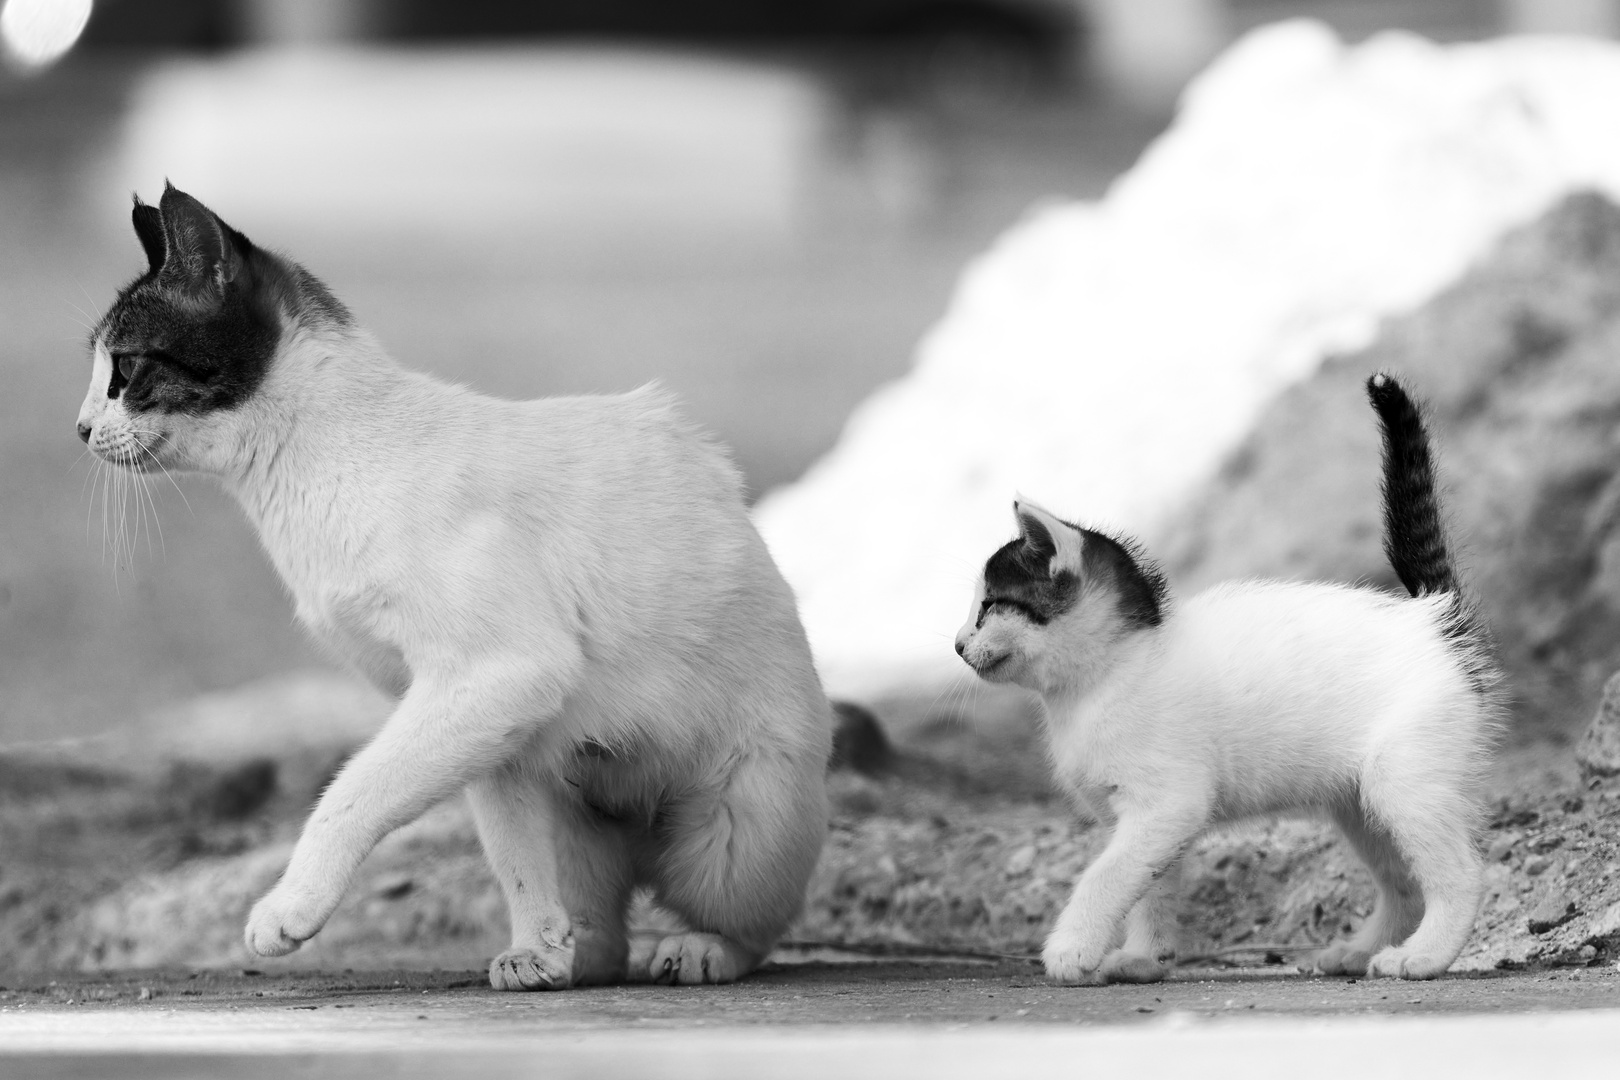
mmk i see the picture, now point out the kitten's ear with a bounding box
[156,182,245,299]
[1013,497,1084,572]
[131,195,166,273]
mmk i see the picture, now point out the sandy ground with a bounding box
[1,962,1617,1077]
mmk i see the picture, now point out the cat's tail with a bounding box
[1366,372,1457,598]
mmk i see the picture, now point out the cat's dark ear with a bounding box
[131,195,166,273]
[156,182,245,300]
[1013,497,1084,573]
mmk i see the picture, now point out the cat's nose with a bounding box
[954,639,966,657]
[76,421,92,444]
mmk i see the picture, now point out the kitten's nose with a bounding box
[76,421,92,444]
[954,639,966,657]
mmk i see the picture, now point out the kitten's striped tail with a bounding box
[1366,373,1456,598]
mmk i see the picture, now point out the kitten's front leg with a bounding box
[1043,806,1201,986]
[245,656,572,957]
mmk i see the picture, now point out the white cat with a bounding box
[77,184,832,989]
[954,374,1501,983]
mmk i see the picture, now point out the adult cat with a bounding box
[954,374,1501,983]
[77,184,831,989]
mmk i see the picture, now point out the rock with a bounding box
[1577,671,1620,777]
[829,701,896,776]
[1486,833,1519,862]
[372,874,415,901]
[1528,891,1578,934]
[1161,191,1620,742]
[1005,845,1037,876]
[1523,854,1552,877]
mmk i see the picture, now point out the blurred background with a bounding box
[3,0,1619,747]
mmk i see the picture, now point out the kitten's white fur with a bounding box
[955,498,1497,984]
[81,319,831,989]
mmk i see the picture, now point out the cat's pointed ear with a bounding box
[157,182,245,299]
[131,194,166,273]
[1013,497,1084,572]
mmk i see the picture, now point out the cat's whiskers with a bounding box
[131,425,192,518]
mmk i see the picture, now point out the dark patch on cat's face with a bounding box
[979,535,1079,627]
[98,277,282,416]
[90,185,351,419]
[978,514,1167,632]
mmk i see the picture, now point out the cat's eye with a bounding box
[983,597,1037,621]
[116,355,139,381]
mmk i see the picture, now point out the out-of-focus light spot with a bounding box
[1,0,92,73]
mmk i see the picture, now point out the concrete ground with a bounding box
[1,961,1617,1076]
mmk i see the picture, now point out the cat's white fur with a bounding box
[80,318,831,989]
[955,499,1497,984]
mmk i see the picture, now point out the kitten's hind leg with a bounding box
[1360,750,1485,980]
[1100,856,1183,984]
[469,769,635,990]
[638,746,828,986]
[1314,806,1423,977]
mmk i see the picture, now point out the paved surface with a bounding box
[1,961,1617,1076]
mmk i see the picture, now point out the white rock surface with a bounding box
[755,20,1620,700]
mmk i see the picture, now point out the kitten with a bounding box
[77,184,832,989]
[955,374,1500,983]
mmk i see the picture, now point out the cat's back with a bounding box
[1166,578,1463,704]
[1178,577,1447,647]
[512,383,744,510]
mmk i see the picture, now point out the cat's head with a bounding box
[954,498,1168,694]
[76,184,349,476]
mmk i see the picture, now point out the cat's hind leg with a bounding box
[1099,856,1182,984]
[636,746,827,986]
[1314,805,1423,977]
[1358,737,1485,980]
[469,767,635,990]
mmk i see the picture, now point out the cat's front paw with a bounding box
[1367,946,1449,980]
[244,886,328,957]
[490,943,575,991]
[1314,941,1373,977]
[1042,933,1108,986]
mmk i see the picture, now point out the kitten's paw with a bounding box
[1099,950,1170,984]
[1367,946,1449,980]
[1042,936,1108,986]
[643,932,754,986]
[243,887,326,957]
[489,943,575,991]
[1314,942,1373,977]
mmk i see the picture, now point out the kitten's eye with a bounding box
[117,355,139,381]
[980,596,1036,624]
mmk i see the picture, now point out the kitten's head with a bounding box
[954,498,1168,694]
[76,184,349,475]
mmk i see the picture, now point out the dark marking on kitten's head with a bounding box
[979,499,1167,632]
[1077,528,1168,630]
[93,183,352,418]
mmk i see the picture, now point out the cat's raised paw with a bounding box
[641,932,753,985]
[1313,942,1373,977]
[1367,946,1448,980]
[489,944,574,991]
[1099,950,1170,984]
[243,887,325,957]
